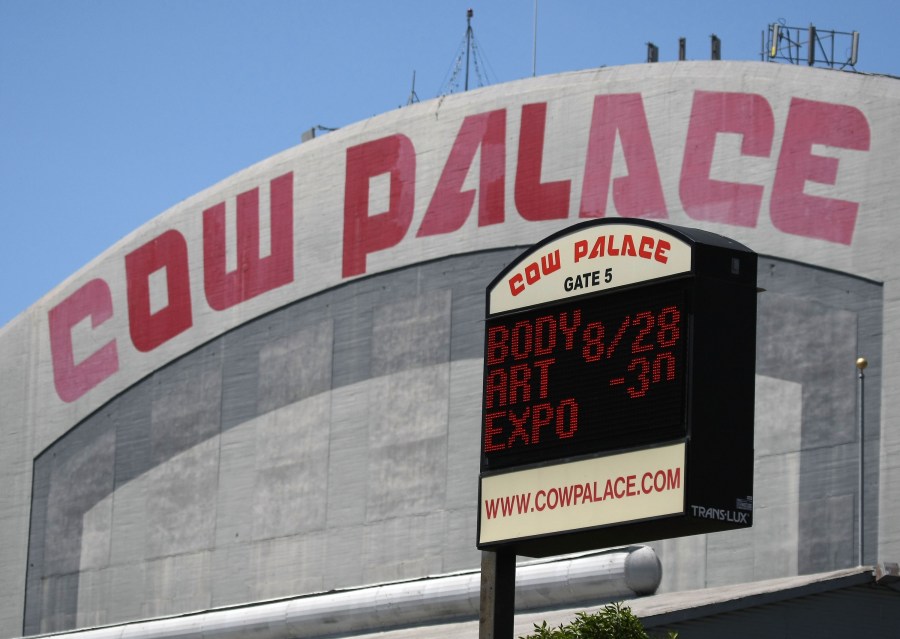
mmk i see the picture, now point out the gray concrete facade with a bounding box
[22,250,882,634]
[6,61,900,639]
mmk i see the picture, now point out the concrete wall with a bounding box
[24,252,503,634]
[657,256,882,591]
[22,252,882,634]
[3,61,900,637]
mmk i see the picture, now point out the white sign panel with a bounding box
[488,223,692,314]
[479,443,685,545]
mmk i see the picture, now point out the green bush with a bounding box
[519,602,675,639]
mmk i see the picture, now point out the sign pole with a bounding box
[479,550,516,639]
[857,356,868,565]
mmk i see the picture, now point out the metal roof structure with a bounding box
[17,547,661,639]
[20,560,899,639]
[635,563,900,637]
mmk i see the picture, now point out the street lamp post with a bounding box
[856,356,868,566]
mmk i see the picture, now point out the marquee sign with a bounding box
[477,219,757,557]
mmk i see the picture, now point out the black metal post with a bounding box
[857,356,867,565]
[479,550,516,639]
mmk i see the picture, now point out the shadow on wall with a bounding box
[24,252,883,634]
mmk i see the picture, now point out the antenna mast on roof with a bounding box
[465,8,473,91]
[438,9,495,97]
[407,70,420,105]
[532,0,538,77]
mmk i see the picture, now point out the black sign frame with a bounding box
[477,219,757,557]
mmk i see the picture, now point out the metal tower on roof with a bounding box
[438,8,495,97]
[763,21,859,70]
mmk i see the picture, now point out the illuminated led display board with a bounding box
[477,219,757,557]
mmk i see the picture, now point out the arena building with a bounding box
[2,59,900,637]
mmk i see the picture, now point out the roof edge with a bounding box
[636,565,879,627]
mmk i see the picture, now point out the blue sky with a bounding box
[2,0,897,327]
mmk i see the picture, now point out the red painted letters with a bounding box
[48,88,873,404]
[680,91,774,227]
[204,172,294,310]
[343,135,416,277]
[49,279,119,402]
[418,109,506,235]
[125,229,193,352]
[771,98,870,244]
[580,93,667,219]
[515,102,571,220]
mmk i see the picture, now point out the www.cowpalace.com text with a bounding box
[484,466,681,520]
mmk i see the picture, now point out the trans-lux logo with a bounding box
[690,505,751,524]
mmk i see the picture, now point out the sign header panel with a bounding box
[488,223,692,314]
